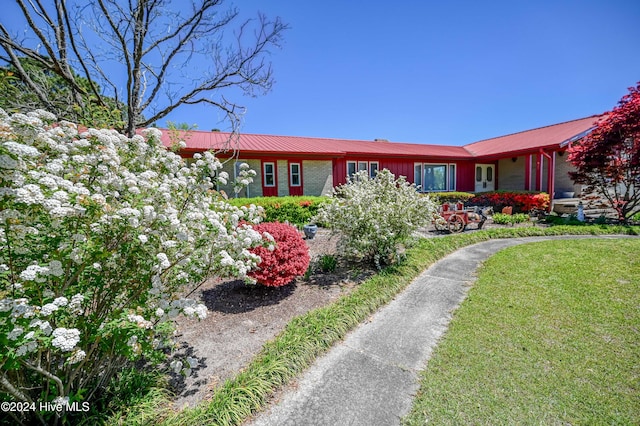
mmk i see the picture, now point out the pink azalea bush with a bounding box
[248,222,310,287]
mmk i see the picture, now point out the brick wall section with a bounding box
[497,157,525,190]
[498,154,579,195]
[215,158,264,198]
[243,159,263,198]
[302,160,333,196]
[205,157,333,198]
[554,155,580,194]
[277,160,289,196]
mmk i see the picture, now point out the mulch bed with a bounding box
[168,229,375,410]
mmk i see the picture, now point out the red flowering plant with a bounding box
[469,191,549,213]
[248,222,310,287]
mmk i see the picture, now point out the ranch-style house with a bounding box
[162,115,601,202]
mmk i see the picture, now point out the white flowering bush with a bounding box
[0,109,264,422]
[315,169,437,267]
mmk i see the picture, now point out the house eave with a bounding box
[559,126,598,148]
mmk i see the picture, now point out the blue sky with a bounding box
[162,0,640,145]
[4,1,639,146]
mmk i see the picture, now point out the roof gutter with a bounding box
[559,126,598,148]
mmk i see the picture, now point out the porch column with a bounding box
[546,151,555,199]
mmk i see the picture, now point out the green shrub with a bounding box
[492,213,530,224]
[227,196,326,226]
[544,214,587,226]
[428,191,475,204]
[316,169,438,268]
[318,254,338,273]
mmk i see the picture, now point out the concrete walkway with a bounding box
[249,235,633,426]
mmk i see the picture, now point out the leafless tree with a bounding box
[0,0,288,136]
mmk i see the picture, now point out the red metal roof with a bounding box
[463,115,603,158]
[159,115,603,160]
[161,130,473,159]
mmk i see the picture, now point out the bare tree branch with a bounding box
[0,0,288,136]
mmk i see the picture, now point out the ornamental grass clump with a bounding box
[316,169,438,268]
[248,222,310,287]
[0,109,264,424]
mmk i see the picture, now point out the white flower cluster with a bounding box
[16,340,38,356]
[68,294,84,315]
[29,319,53,336]
[51,328,81,352]
[17,260,63,283]
[2,298,35,319]
[127,314,153,329]
[233,162,257,194]
[19,264,49,282]
[40,296,70,316]
[68,349,86,364]
[7,326,24,340]
[157,298,208,320]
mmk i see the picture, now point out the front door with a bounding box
[475,164,495,192]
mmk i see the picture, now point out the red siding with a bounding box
[261,160,278,196]
[334,157,476,191]
[456,161,476,192]
[288,160,303,196]
[333,159,347,186]
[379,159,414,181]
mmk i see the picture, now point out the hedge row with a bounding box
[226,192,549,223]
[226,196,327,226]
[426,192,476,204]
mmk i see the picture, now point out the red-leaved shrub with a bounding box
[248,222,310,287]
[468,191,549,213]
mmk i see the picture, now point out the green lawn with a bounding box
[404,238,640,425]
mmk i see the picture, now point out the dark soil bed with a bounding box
[169,229,375,410]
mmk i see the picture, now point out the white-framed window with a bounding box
[347,161,379,179]
[414,163,456,192]
[369,161,379,178]
[263,162,276,187]
[347,161,357,179]
[289,162,301,186]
